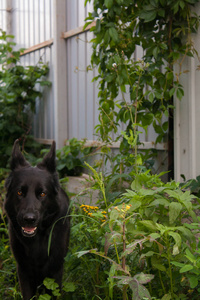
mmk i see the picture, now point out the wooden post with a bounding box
[6,0,12,35]
[53,0,68,149]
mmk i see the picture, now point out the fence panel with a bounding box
[10,0,55,140]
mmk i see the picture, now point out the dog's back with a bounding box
[5,141,70,300]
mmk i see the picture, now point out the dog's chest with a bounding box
[23,235,50,266]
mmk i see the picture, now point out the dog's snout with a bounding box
[23,212,37,224]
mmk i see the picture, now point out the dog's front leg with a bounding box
[17,265,36,300]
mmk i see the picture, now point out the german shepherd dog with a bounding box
[4,140,70,300]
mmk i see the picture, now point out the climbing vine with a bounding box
[84,0,200,174]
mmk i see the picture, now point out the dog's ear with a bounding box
[10,140,30,171]
[37,141,56,173]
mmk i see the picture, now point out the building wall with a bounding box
[174,3,200,181]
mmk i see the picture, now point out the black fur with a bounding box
[5,140,70,300]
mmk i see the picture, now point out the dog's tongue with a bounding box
[22,227,37,234]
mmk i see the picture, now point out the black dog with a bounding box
[5,140,70,300]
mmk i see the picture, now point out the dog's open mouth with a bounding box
[22,227,37,237]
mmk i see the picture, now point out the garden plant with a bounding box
[0,29,50,168]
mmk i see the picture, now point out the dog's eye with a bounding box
[40,192,46,198]
[17,190,22,196]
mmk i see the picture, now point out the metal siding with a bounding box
[9,0,54,140]
[0,0,7,31]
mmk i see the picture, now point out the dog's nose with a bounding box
[23,213,37,224]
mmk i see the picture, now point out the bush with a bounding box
[0,29,50,168]
[64,167,200,300]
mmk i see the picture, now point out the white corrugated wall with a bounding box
[174,3,200,181]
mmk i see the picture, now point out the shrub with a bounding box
[0,29,50,168]
[64,166,200,300]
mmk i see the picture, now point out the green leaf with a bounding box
[169,87,175,97]
[168,231,181,255]
[185,248,196,263]
[169,202,182,224]
[108,27,119,43]
[151,256,166,271]
[171,261,185,268]
[139,220,157,231]
[96,19,101,33]
[188,275,198,288]
[161,294,172,300]
[139,10,157,22]
[63,282,76,292]
[38,295,51,300]
[149,198,170,207]
[43,278,59,291]
[176,226,195,242]
[75,249,91,258]
[105,0,113,9]
[153,46,160,58]
[141,113,154,126]
[134,273,154,284]
[180,264,193,273]
[130,280,152,300]
[176,88,184,100]
[129,199,142,211]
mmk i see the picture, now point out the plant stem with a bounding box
[166,236,174,299]
[113,239,121,265]
[158,269,166,295]
[122,221,127,300]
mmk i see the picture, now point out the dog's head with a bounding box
[5,140,60,238]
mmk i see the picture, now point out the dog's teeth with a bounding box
[22,227,37,234]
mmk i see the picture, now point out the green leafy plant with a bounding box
[56,138,92,177]
[171,223,200,297]
[64,165,200,300]
[0,29,50,168]
[84,0,200,174]
[40,138,92,177]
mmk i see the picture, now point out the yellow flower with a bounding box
[125,205,131,211]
